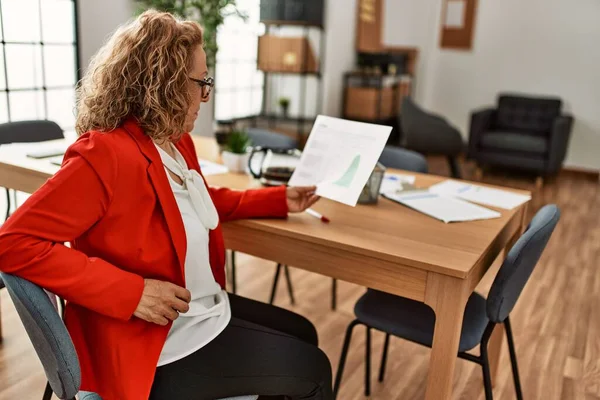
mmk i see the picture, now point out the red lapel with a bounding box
[122,119,187,278]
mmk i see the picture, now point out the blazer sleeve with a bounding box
[178,133,289,222]
[0,134,144,321]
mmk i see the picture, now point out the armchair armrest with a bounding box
[468,108,496,158]
[547,114,574,174]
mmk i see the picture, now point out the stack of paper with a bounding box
[429,180,531,210]
[383,190,501,223]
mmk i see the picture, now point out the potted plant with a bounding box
[279,97,291,118]
[221,130,252,173]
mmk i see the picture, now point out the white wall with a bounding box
[383,0,438,102]
[77,0,135,74]
[321,0,358,117]
[384,0,600,170]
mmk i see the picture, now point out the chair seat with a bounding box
[354,289,489,352]
[481,131,548,154]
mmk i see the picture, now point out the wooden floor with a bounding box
[0,159,598,400]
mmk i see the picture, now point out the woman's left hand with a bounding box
[286,186,320,213]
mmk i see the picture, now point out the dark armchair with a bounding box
[468,94,573,176]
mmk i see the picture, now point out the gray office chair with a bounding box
[0,271,95,400]
[1,272,258,400]
[246,127,297,149]
[379,146,428,173]
[334,205,560,399]
[400,97,464,178]
[0,120,64,220]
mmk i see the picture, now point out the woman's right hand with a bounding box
[133,279,191,326]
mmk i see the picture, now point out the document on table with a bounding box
[383,190,501,223]
[199,159,229,176]
[429,180,531,210]
[288,115,391,206]
[379,173,416,195]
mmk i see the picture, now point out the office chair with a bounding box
[400,97,464,178]
[379,146,428,173]
[0,120,64,221]
[334,205,560,399]
[1,272,258,400]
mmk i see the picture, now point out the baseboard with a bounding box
[561,166,600,180]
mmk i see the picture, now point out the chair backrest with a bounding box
[378,146,428,173]
[486,205,560,323]
[496,94,562,135]
[0,272,81,399]
[400,97,463,155]
[246,128,297,149]
[0,120,64,145]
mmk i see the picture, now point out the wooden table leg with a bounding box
[424,273,470,400]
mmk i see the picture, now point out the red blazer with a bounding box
[0,119,288,399]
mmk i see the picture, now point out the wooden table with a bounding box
[0,136,531,399]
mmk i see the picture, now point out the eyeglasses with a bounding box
[189,76,214,99]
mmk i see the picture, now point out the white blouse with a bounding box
[155,143,231,367]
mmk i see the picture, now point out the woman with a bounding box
[0,10,333,400]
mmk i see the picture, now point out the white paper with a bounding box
[198,159,229,176]
[429,180,531,210]
[383,190,501,223]
[288,116,392,206]
[445,0,465,28]
[379,173,416,195]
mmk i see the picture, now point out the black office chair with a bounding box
[334,205,560,399]
[0,120,64,221]
[400,97,464,178]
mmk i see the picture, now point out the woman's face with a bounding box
[184,45,210,133]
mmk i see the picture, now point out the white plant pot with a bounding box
[221,151,250,174]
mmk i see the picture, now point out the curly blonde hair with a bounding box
[76,10,203,141]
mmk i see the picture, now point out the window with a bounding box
[214,0,263,121]
[0,0,79,136]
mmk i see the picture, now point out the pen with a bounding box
[306,208,330,223]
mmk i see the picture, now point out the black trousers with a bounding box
[150,293,333,400]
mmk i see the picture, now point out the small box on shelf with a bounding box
[258,35,319,74]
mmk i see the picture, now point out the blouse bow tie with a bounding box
[160,151,219,230]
